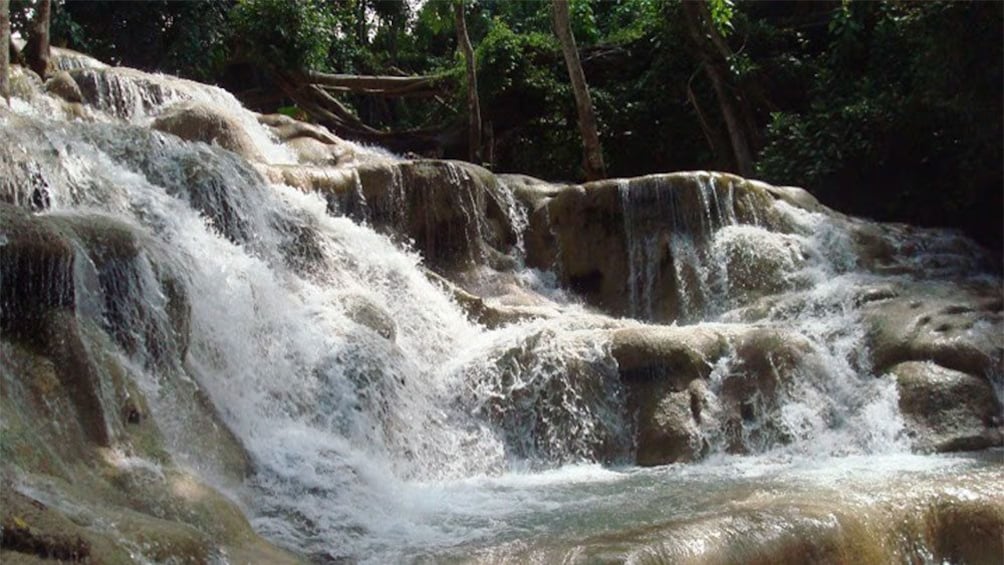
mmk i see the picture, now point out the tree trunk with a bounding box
[304,70,445,97]
[356,0,368,46]
[25,0,50,79]
[552,0,605,181]
[0,0,9,103]
[454,0,482,163]
[681,0,755,178]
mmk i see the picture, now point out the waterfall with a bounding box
[1,73,636,559]
[2,58,999,564]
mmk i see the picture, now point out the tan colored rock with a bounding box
[862,280,1003,376]
[343,160,519,271]
[44,70,83,103]
[525,172,782,321]
[254,163,356,195]
[632,379,710,465]
[152,102,265,162]
[422,268,554,328]
[610,325,727,386]
[609,323,821,464]
[259,112,343,145]
[285,135,353,165]
[890,361,1002,452]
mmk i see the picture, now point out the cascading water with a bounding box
[1,56,1000,564]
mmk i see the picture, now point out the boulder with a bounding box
[259,112,340,143]
[609,324,726,465]
[610,325,727,385]
[632,379,711,465]
[609,323,823,464]
[889,361,1002,452]
[44,70,83,103]
[254,163,356,194]
[152,102,265,162]
[862,281,1003,377]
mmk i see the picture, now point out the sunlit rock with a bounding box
[890,361,1002,452]
[153,101,266,162]
[44,70,84,104]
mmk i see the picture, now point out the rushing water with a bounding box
[1,59,1001,563]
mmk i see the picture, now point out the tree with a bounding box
[1,0,9,103]
[681,0,755,177]
[24,0,50,78]
[552,0,605,180]
[454,0,481,163]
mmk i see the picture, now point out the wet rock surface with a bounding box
[890,361,1002,452]
[862,280,1003,377]
[2,45,1002,564]
[43,70,83,104]
[523,172,781,320]
[152,101,266,162]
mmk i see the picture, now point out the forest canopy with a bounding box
[14,0,1003,249]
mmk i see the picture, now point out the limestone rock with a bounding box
[254,163,357,194]
[259,112,342,145]
[152,102,265,162]
[610,325,726,385]
[422,268,555,328]
[44,70,83,103]
[525,172,782,321]
[862,280,1003,377]
[285,135,353,165]
[0,204,76,337]
[890,361,1002,452]
[341,160,519,270]
[609,323,822,464]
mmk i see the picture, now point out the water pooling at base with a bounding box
[1,58,1000,563]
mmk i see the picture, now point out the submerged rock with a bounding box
[340,293,397,341]
[463,467,1004,565]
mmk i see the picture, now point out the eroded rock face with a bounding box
[611,325,720,464]
[862,280,1003,377]
[524,172,782,321]
[608,324,827,464]
[152,102,265,162]
[0,205,76,337]
[0,206,282,564]
[304,159,521,271]
[890,361,1002,452]
[44,70,84,103]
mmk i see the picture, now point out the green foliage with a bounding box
[476,21,579,177]
[34,0,1000,247]
[756,1,1002,247]
[707,0,735,35]
[229,0,335,70]
[40,1,233,81]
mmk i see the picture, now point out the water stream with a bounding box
[1,60,1000,563]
